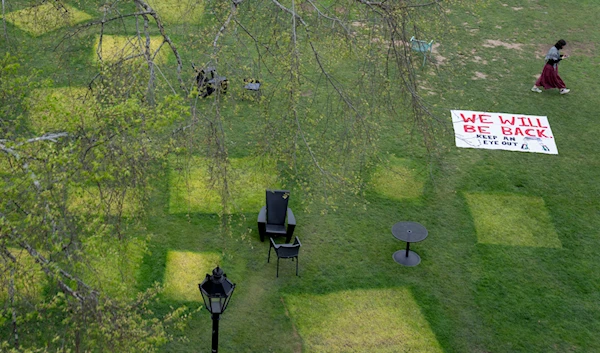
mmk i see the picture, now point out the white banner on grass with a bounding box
[451,110,558,154]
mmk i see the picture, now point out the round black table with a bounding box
[391,222,428,266]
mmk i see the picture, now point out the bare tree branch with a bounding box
[20,132,69,146]
[305,0,351,34]
[1,234,95,303]
[137,6,156,105]
[1,0,9,46]
[271,0,307,26]
[133,0,187,93]
[0,245,19,348]
[2,140,42,190]
[213,1,239,49]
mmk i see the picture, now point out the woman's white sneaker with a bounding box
[531,86,542,93]
[560,88,571,94]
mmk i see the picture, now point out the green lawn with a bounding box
[3,0,600,352]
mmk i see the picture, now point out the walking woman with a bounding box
[531,39,570,94]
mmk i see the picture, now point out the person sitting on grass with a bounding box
[531,39,570,95]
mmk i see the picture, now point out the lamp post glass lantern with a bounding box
[199,266,235,353]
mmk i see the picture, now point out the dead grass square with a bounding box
[285,288,443,353]
[163,251,221,302]
[5,3,91,36]
[169,156,279,214]
[465,193,562,248]
[371,156,425,200]
[93,35,169,64]
[146,0,204,24]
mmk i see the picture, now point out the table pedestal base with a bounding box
[393,250,421,267]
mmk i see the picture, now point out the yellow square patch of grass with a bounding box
[28,87,96,133]
[169,156,279,214]
[5,3,92,37]
[0,248,45,303]
[371,156,424,200]
[163,251,221,302]
[465,193,562,248]
[68,186,141,217]
[80,237,147,298]
[146,0,204,24]
[284,288,443,353]
[93,35,169,64]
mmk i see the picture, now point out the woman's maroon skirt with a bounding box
[535,63,566,89]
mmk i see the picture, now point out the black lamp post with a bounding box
[199,267,236,353]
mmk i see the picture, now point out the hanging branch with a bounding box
[1,133,69,189]
[1,0,9,46]
[0,229,97,303]
[0,132,95,304]
[213,0,240,49]
[136,6,156,105]
[306,39,371,142]
[305,0,351,34]
[383,3,445,152]
[17,132,69,146]
[265,0,369,180]
[270,0,307,26]
[133,0,186,93]
[9,265,18,348]
[68,1,186,93]
[0,246,19,349]
[61,10,154,48]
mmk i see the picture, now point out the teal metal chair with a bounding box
[410,36,434,68]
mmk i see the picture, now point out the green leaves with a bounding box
[1,52,191,351]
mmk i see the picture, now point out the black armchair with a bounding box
[268,236,302,277]
[257,190,296,243]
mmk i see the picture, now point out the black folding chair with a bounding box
[268,236,302,277]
